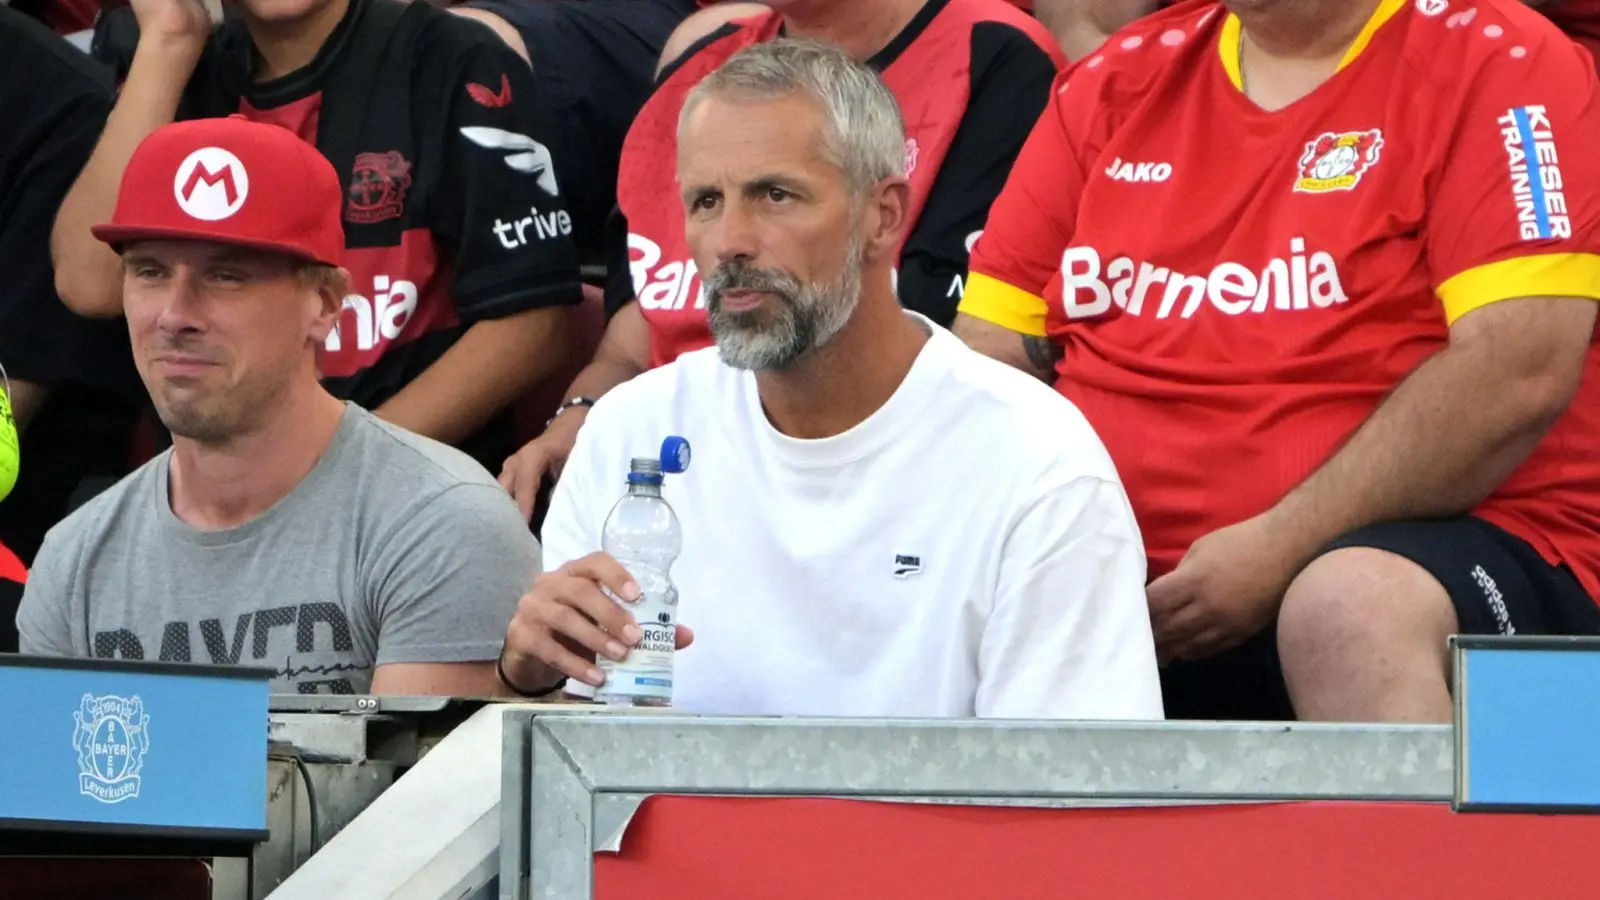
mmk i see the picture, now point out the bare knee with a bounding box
[1279,547,1459,720]
[1281,547,1456,661]
[657,3,769,76]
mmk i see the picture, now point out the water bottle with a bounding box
[595,436,690,707]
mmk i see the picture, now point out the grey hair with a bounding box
[678,37,907,195]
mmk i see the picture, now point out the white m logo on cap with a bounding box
[459,127,560,196]
[174,148,249,221]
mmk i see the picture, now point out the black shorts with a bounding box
[1160,515,1600,721]
[0,578,21,654]
[460,0,698,260]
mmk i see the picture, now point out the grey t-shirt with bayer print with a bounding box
[16,404,539,694]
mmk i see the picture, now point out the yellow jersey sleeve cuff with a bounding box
[958,272,1049,338]
[1437,253,1600,323]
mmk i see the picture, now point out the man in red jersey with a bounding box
[498,0,1067,520]
[956,0,1600,723]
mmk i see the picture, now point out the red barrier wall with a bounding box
[597,796,1597,899]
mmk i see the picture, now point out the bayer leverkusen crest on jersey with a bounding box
[961,0,1600,600]
[1294,129,1385,193]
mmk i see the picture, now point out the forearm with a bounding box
[376,306,568,444]
[1269,343,1574,556]
[554,300,652,406]
[4,379,48,432]
[52,38,199,317]
[524,342,650,454]
[953,312,1058,381]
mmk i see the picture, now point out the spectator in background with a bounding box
[0,6,144,568]
[956,0,1600,723]
[450,0,702,263]
[1533,0,1600,67]
[500,40,1162,720]
[5,0,98,37]
[1040,0,1600,65]
[499,0,1067,521]
[1034,0,1169,59]
[19,118,539,695]
[52,0,582,474]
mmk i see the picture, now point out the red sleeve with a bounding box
[1428,32,1600,323]
[959,65,1099,336]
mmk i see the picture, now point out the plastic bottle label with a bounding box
[597,604,675,702]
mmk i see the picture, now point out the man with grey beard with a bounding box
[496,39,1163,720]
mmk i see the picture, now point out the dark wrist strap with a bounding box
[545,396,597,429]
[497,652,564,698]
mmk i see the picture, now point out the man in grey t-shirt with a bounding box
[16,116,539,695]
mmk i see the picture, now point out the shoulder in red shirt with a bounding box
[963,0,1600,597]
[615,0,1064,366]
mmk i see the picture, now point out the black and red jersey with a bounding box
[174,0,581,466]
[608,0,1066,366]
[0,6,143,565]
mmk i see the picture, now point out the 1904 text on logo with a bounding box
[1060,240,1348,320]
[630,233,705,311]
[326,276,418,352]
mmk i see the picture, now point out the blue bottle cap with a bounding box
[660,436,691,474]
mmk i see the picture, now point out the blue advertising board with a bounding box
[1454,636,1600,813]
[0,656,270,840]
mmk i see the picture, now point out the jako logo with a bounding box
[1059,239,1348,320]
[494,206,572,248]
[629,233,705,311]
[459,127,560,196]
[174,147,248,221]
[325,276,418,352]
[1499,105,1571,241]
[1103,157,1172,183]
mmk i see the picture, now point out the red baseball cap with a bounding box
[92,115,345,268]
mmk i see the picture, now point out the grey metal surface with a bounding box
[593,794,648,854]
[255,757,400,897]
[268,704,519,900]
[268,696,461,715]
[529,724,597,900]
[536,716,1454,799]
[515,715,1457,900]
[211,858,251,900]
[499,710,536,900]
[1454,638,1471,808]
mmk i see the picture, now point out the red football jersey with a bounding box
[619,0,1065,367]
[963,0,1600,597]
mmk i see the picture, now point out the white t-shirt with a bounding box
[543,318,1163,720]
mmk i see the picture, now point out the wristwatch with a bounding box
[545,396,597,429]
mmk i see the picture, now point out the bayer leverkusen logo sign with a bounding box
[173,147,249,221]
